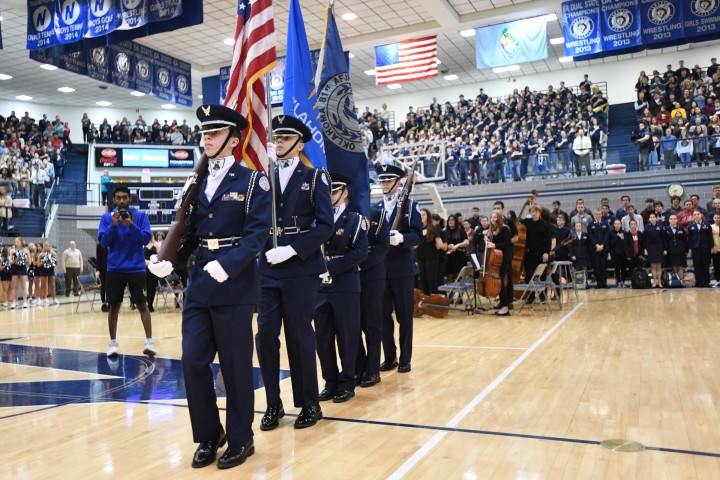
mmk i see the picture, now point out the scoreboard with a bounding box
[107,182,183,228]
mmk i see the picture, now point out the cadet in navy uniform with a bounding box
[569,221,591,271]
[256,115,334,430]
[663,214,689,281]
[687,210,713,287]
[376,165,422,373]
[149,105,271,470]
[588,208,610,288]
[356,204,390,387]
[315,173,368,403]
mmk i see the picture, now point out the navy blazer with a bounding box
[568,233,590,260]
[321,210,368,293]
[179,162,272,306]
[374,198,423,279]
[360,206,390,281]
[688,221,713,249]
[587,220,610,249]
[663,225,688,255]
[259,161,334,278]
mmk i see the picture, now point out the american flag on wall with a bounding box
[224,0,277,172]
[374,36,438,86]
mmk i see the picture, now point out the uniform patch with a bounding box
[321,173,328,185]
[222,192,245,202]
[259,176,270,191]
[335,228,344,236]
[415,203,420,213]
[301,182,311,190]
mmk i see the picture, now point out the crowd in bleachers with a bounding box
[633,58,720,170]
[82,114,203,145]
[416,188,720,307]
[359,75,611,183]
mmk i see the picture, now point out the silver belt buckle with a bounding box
[207,239,220,250]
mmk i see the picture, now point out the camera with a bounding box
[630,129,641,142]
[118,208,130,219]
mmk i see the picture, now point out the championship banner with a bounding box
[27,0,196,53]
[132,42,155,94]
[173,58,192,107]
[54,0,87,45]
[219,66,231,105]
[153,51,177,103]
[86,0,121,38]
[640,0,685,47]
[684,0,720,39]
[29,48,88,75]
[87,46,111,83]
[110,42,135,89]
[475,17,548,69]
[598,0,642,55]
[562,0,602,58]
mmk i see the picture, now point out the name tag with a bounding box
[207,239,219,250]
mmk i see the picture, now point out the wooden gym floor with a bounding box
[1,288,719,479]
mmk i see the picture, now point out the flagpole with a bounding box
[265,72,278,248]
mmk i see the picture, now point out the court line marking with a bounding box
[387,302,584,480]
[413,344,528,350]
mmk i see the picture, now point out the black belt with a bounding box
[199,236,242,251]
[270,227,309,236]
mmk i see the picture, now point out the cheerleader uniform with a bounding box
[11,250,28,276]
[38,252,57,277]
[0,258,11,282]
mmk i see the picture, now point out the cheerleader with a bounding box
[663,214,689,281]
[10,237,30,309]
[0,247,12,307]
[37,241,60,305]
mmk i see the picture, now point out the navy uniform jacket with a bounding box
[359,206,390,281]
[178,162,272,306]
[663,225,688,255]
[568,233,590,260]
[374,198,422,278]
[259,162,333,278]
[688,221,713,249]
[587,220,610,249]
[322,210,368,293]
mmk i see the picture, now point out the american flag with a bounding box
[374,36,438,86]
[224,0,277,172]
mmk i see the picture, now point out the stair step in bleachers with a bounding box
[607,102,640,171]
[55,145,90,206]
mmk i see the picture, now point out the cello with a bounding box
[413,289,450,318]
[477,226,503,298]
[511,189,539,287]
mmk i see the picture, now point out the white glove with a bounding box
[148,254,174,278]
[265,245,297,265]
[203,260,229,283]
[389,230,404,246]
[319,272,331,282]
[266,142,277,162]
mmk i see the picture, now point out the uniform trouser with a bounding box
[382,275,414,365]
[257,275,320,408]
[314,290,360,392]
[182,301,254,449]
[692,248,711,286]
[592,250,608,287]
[357,275,384,377]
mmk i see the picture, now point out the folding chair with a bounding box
[76,273,102,313]
[513,264,550,315]
[161,274,184,308]
[544,262,565,310]
[438,265,475,307]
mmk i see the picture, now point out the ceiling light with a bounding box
[58,87,75,93]
[198,94,204,99]
[341,12,357,21]
[444,75,458,81]
[161,104,176,109]
[540,13,558,22]
[550,37,565,45]
[460,29,475,37]
[130,91,146,96]
[348,52,355,58]
[96,101,112,106]
[492,65,520,73]
[224,38,235,46]
[15,95,33,101]
[559,56,574,63]
[387,84,402,90]
[0,16,4,21]
[0,74,12,81]
[364,69,376,76]
[40,64,58,71]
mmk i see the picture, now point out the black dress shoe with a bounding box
[354,374,361,386]
[398,363,411,373]
[379,359,398,371]
[192,428,227,468]
[217,440,255,469]
[360,373,381,388]
[260,401,284,431]
[148,305,155,313]
[495,311,511,316]
[294,405,322,429]
[319,388,335,401]
[332,390,355,403]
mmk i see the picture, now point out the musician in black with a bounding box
[520,205,552,302]
[486,211,513,316]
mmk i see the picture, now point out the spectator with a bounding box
[100,169,113,206]
[635,122,652,171]
[0,187,11,236]
[675,129,694,168]
[621,205,645,232]
[691,125,709,167]
[62,240,84,297]
[676,200,696,228]
[572,129,592,176]
[30,163,49,208]
[81,113,92,143]
[659,127,677,169]
[705,186,720,212]
[570,201,593,233]
[640,198,655,225]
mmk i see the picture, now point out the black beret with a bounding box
[196,104,248,133]
[272,115,312,143]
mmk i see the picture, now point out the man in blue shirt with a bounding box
[98,185,153,357]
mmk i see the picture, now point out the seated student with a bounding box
[568,221,591,272]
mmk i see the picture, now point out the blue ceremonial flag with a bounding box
[315,3,370,216]
[284,0,326,169]
[475,17,548,69]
